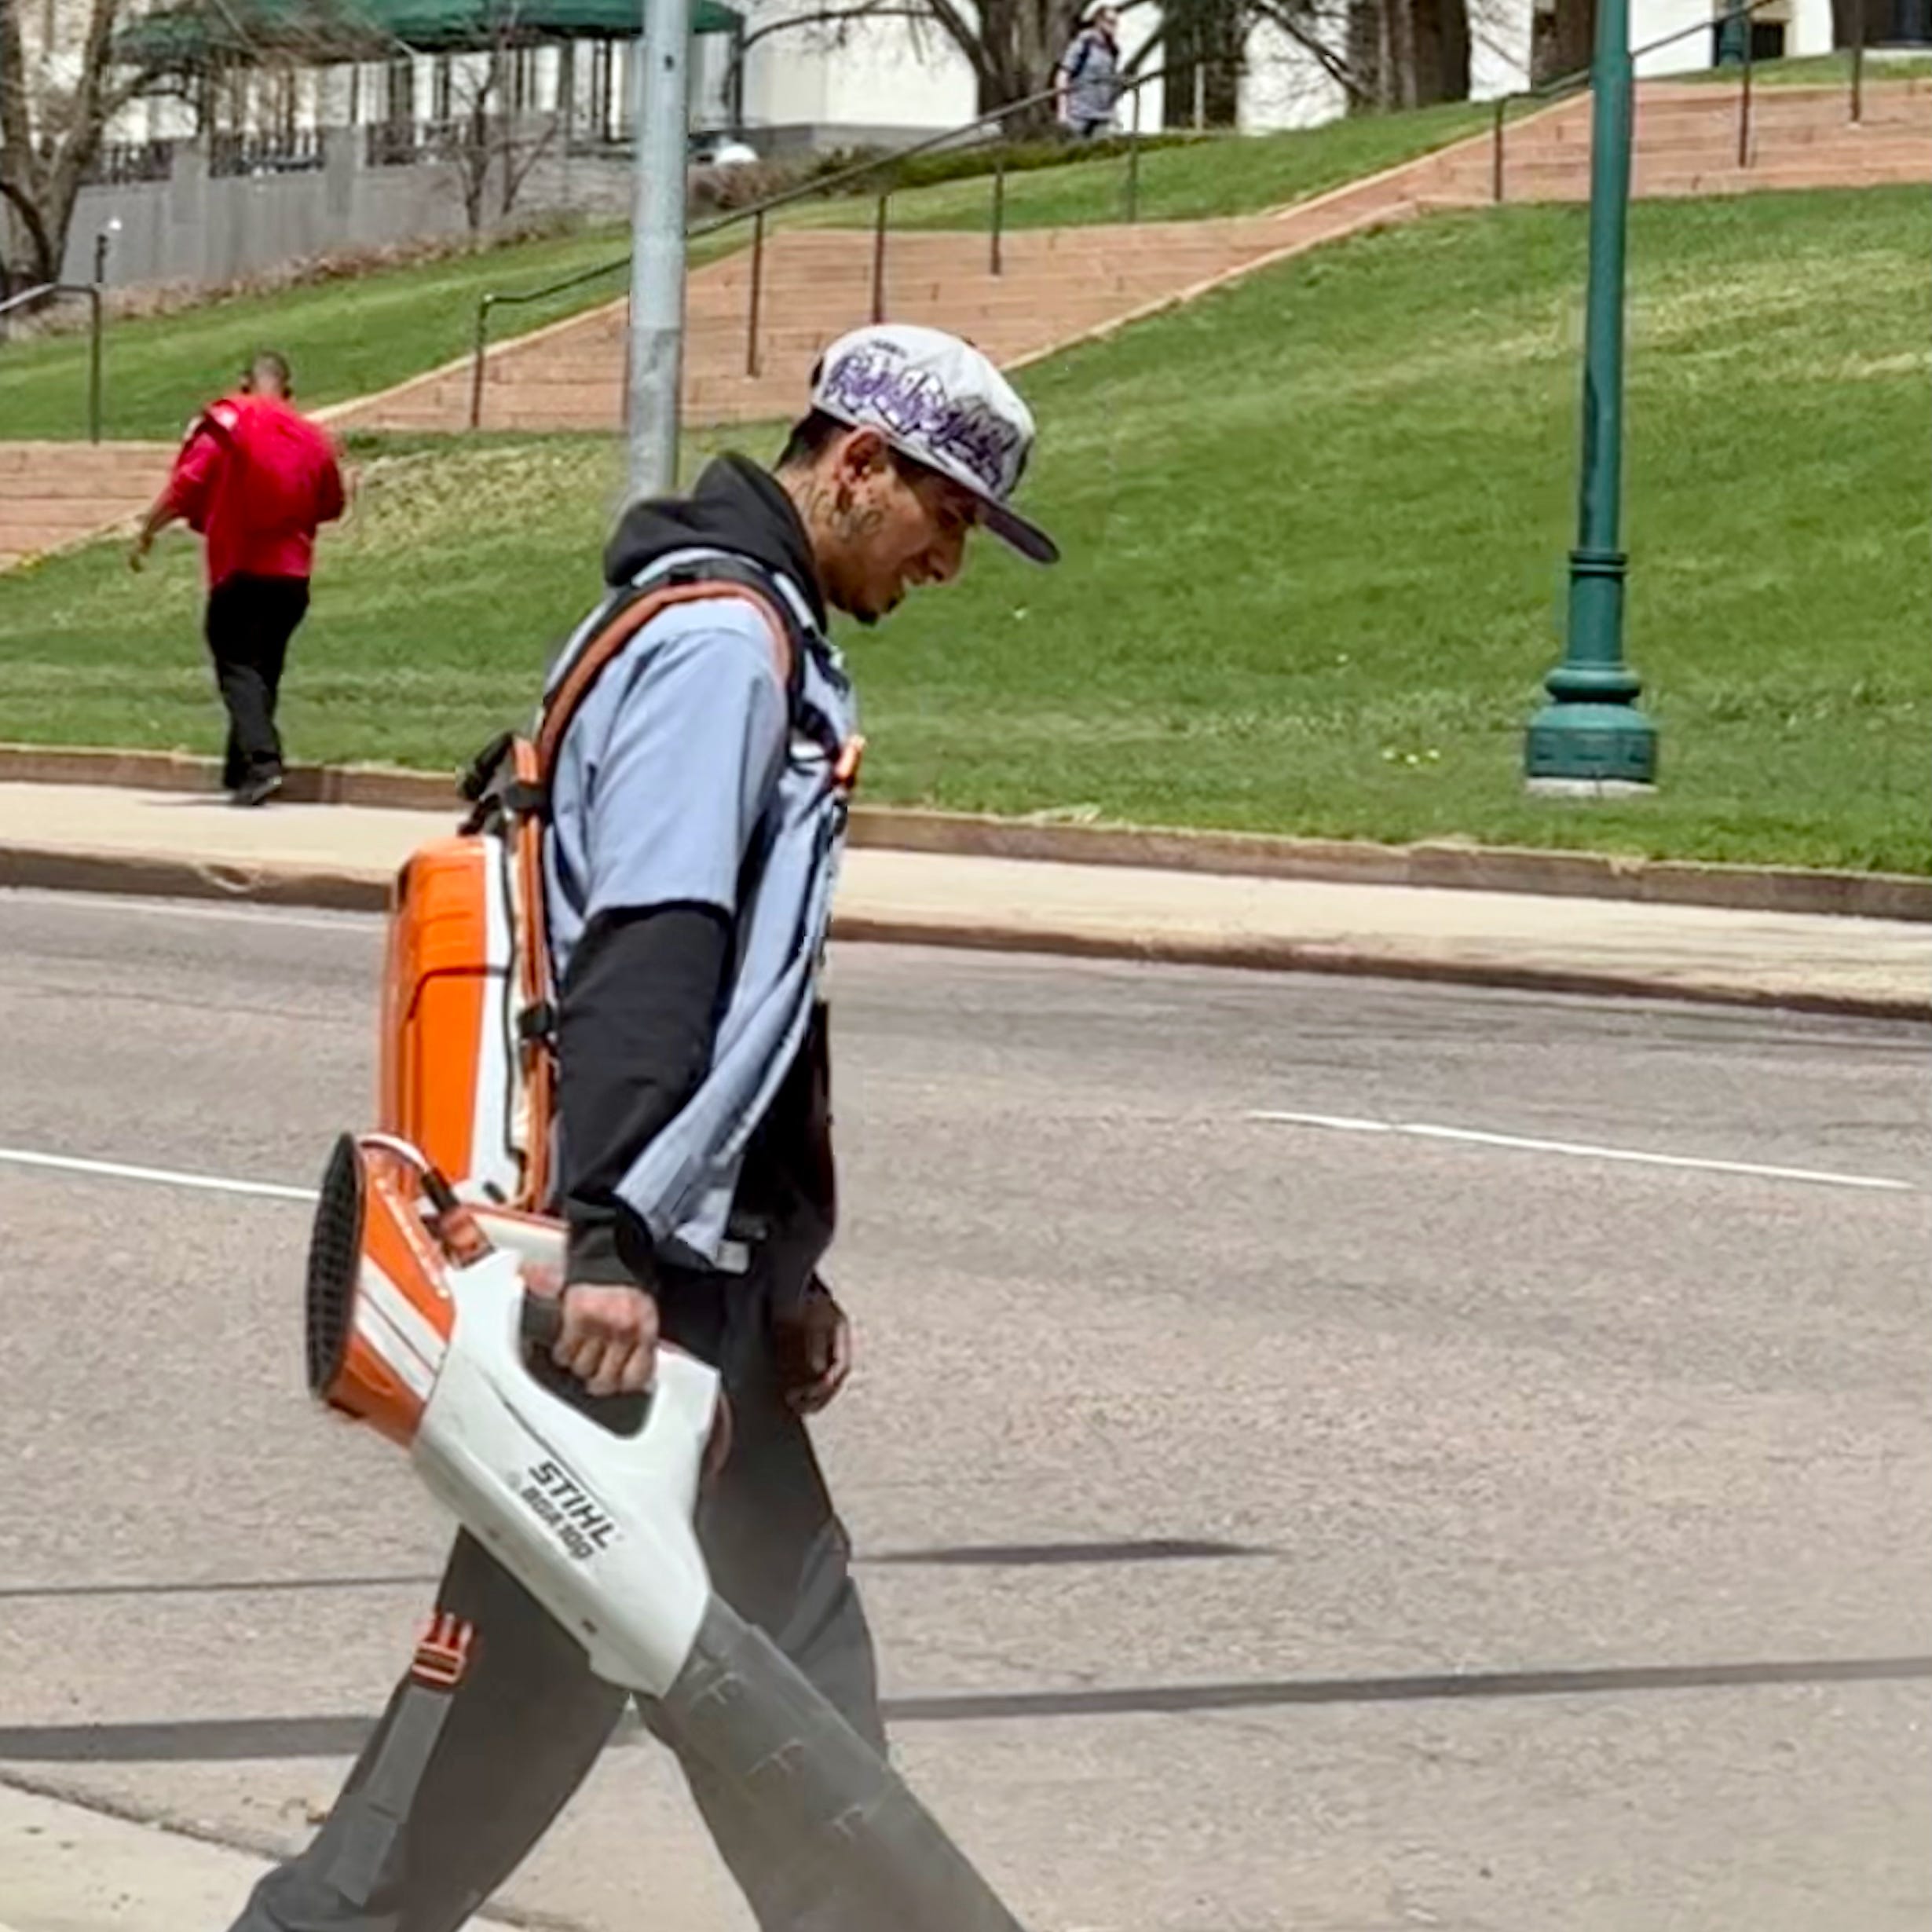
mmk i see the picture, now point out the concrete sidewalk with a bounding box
[0,1779,518,1932]
[0,781,1926,1017]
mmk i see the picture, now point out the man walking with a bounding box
[1056,3,1125,139]
[224,322,1056,1932]
[131,350,346,807]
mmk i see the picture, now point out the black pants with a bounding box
[228,1259,883,1932]
[206,573,309,788]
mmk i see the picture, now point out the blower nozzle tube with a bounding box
[660,1598,1029,1932]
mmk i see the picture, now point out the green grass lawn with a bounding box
[838,101,1489,233]
[1,186,1925,871]
[0,221,803,442]
[0,101,1492,441]
[0,224,621,442]
[1672,51,1932,86]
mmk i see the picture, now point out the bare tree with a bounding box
[722,0,1090,124]
[1537,0,1595,81]
[436,32,561,232]
[1199,0,1473,114]
[1,0,377,292]
[1245,0,1378,106]
[717,0,1484,139]
[0,0,183,287]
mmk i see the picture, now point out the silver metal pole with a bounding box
[625,0,690,500]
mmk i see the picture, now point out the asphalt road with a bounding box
[0,887,1927,1932]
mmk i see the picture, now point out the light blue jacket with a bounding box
[541,547,856,1270]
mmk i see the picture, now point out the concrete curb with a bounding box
[1,742,1926,922]
[843,807,1932,924]
[0,842,393,913]
[0,743,454,810]
[3,840,1926,1023]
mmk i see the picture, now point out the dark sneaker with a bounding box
[232,770,284,808]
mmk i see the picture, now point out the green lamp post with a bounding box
[1715,0,1749,65]
[1524,0,1659,792]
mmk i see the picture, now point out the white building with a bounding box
[42,0,1907,156]
[725,0,1857,145]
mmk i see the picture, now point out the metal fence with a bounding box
[208,128,327,178]
[84,141,175,187]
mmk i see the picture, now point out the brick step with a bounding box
[747,239,1260,273]
[1556,90,1920,116]
[0,498,149,529]
[0,471,159,502]
[1471,159,1930,199]
[525,338,1067,397]
[1625,95,1870,117]
[690,372,818,400]
[1625,84,1916,111]
[1502,129,1931,164]
[0,518,138,551]
[679,294,1204,344]
[1641,156,1932,185]
[689,275,1257,320]
[527,315,1142,382]
[719,243,1275,280]
[1482,121,1921,148]
[685,274,1251,320]
[726,251,1277,287]
[769,217,1292,251]
[0,442,171,569]
[0,444,170,475]
[467,396,794,428]
[1451,147,1927,188]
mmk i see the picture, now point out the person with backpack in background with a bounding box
[1056,2,1124,139]
[222,320,1058,1932]
[130,349,347,807]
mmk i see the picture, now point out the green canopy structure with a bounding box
[115,0,741,66]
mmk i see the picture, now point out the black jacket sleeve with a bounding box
[556,902,734,1287]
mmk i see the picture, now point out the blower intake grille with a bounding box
[306,1133,364,1398]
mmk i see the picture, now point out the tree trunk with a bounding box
[1542,0,1597,82]
[1392,0,1421,105]
[1165,0,1244,127]
[0,0,42,281]
[0,0,126,291]
[1411,0,1470,103]
[1440,0,1470,97]
[1,179,57,288]
[1831,0,1887,42]
[956,0,1085,121]
[1344,0,1374,108]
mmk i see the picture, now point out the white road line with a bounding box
[1248,1111,1914,1192]
[0,1147,317,1202]
[1,887,375,935]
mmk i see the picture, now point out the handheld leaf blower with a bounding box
[305,1130,1028,1932]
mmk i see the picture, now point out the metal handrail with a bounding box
[1487,0,1859,201]
[0,281,104,441]
[470,63,1179,426]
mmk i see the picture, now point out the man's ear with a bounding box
[836,426,893,481]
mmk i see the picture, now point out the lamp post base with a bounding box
[1524,701,1658,790]
[1524,775,1656,799]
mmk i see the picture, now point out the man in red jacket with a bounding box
[131,350,347,806]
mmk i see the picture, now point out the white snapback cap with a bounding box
[809,323,1059,565]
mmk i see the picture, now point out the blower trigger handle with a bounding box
[521,1293,565,1352]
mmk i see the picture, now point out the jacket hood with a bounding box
[602,453,826,629]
